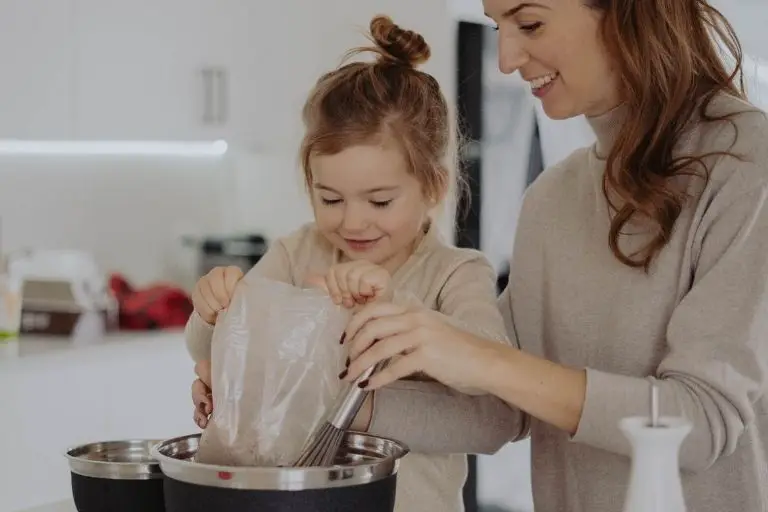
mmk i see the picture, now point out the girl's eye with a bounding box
[321,197,342,206]
[520,22,542,33]
[371,200,392,209]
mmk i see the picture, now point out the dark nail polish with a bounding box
[340,332,346,344]
[358,379,369,389]
[338,369,348,379]
[345,357,350,367]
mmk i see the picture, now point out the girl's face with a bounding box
[310,141,433,273]
[483,0,621,118]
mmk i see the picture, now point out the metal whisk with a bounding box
[293,360,388,467]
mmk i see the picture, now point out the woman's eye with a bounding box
[321,197,342,206]
[520,22,542,33]
[370,200,392,209]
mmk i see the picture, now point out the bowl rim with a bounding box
[64,438,165,480]
[152,431,410,491]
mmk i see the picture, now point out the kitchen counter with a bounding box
[1,329,197,512]
[18,500,76,512]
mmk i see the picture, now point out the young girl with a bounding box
[184,15,521,512]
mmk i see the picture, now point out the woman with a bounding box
[343,1,768,510]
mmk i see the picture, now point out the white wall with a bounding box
[0,1,457,288]
[714,0,768,62]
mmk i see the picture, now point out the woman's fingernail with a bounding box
[338,370,348,379]
[345,357,350,367]
[358,379,369,389]
[340,332,346,344]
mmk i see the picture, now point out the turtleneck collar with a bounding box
[586,102,628,159]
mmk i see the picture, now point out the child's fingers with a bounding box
[346,265,367,302]
[198,393,213,415]
[325,267,343,305]
[222,266,244,298]
[361,267,389,301]
[334,268,355,307]
[192,282,217,324]
[200,278,225,317]
[209,274,233,310]
[194,409,209,429]
[358,276,376,300]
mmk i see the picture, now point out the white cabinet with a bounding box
[71,0,320,149]
[73,0,225,142]
[0,0,75,140]
[0,1,324,148]
[210,2,324,151]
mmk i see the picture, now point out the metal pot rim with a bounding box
[152,432,409,491]
[64,439,165,481]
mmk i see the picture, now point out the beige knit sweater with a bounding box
[185,221,521,512]
[503,93,768,511]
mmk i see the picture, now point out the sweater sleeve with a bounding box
[184,239,292,363]
[572,179,768,473]
[368,256,529,454]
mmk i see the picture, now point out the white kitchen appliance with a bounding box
[8,249,117,337]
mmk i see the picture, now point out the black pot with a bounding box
[152,432,409,512]
[65,439,166,512]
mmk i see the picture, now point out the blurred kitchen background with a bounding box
[1,1,766,511]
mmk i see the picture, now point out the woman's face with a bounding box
[483,0,621,119]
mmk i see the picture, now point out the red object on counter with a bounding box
[109,273,193,330]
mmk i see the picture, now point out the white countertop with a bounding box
[0,326,185,368]
[17,500,76,512]
[1,329,196,512]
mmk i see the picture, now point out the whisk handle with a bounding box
[326,360,388,429]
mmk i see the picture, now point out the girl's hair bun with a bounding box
[369,15,431,67]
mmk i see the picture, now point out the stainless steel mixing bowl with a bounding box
[153,431,409,512]
[65,439,166,512]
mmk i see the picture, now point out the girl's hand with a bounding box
[191,266,244,324]
[342,302,500,394]
[324,261,392,308]
[192,360,213,429]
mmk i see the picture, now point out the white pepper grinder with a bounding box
[619,382,692,512]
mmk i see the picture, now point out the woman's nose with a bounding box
[498,34,528,75]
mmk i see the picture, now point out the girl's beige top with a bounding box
[185,221,519,512]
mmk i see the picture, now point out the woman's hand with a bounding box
[324,261,392,308]
[191,266,244,325]
[341,302,501,393]
[192,360,213,429]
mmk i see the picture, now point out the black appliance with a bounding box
[183,234,268,277]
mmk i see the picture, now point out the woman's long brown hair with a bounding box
[591,0,749,270]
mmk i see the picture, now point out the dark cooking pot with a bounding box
[64,439,166,512]
[152,432,409,512]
